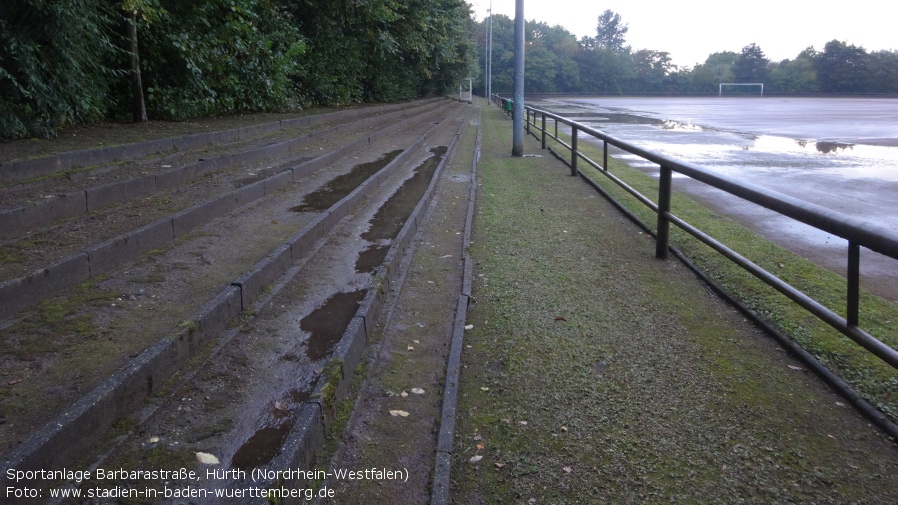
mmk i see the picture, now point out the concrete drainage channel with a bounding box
[0,99,470,499]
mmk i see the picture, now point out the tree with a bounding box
[814,40,869,93]
[768,48,819,93]
[628,49,675,92]
[595,10,629,53]
[690,52,737,92]
[0,0,118,138]
[121,0,165,123]
[732,43,770,82]
[866,50,898,93]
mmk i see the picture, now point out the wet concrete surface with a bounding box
[540,97,898,302]
[291,149,403,212]
[303,289,367,361]
[361,146,447,242]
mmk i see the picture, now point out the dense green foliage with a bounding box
[474,13,898,97]
[0,0,474,139]
[0,0,119,138]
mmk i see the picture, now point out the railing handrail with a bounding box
[525,104,898,259]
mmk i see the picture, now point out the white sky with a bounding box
[470,0,898,68]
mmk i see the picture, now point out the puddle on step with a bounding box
[361,146,447,242]
[230,421,294,470]
[356,244,389,274]
[290,150,403,212]
[302,289,367,361]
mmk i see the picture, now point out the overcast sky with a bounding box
[470,0,898,68]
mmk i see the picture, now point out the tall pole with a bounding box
[512,0,525,156]
[487,1,492,101]
[484,9,489,98]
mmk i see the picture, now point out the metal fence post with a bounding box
[603,139,608,171]
[656,165,672,259]
[541,114,546,149]
[847,241,860,326]
[570,127,578,176]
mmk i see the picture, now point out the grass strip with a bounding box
[452,105,898,504]
[545,126,898,420]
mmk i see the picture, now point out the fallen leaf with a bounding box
[473,435,482,441]
[274,401,286,411]
[196,452,220,465]
[271,220,278,225]
[519,421,528,426]
[400,391,409,397]
[562,466,572,473]
[554,317,567,321]
[480,387,489,391]
[464,324,474,330]
[411,388,425,395]
[469,455,483,464]
[501,418,511,424]
[407,346,415,351]
[389,410,410,417]
[476,443,484,450]
[7,379,23,386]
[149,437,159,444]
[494,462,506,468]
[787,364,804,371]
[413,340,420,344]
[560,426,568,432]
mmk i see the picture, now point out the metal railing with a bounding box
[493,95,898,371]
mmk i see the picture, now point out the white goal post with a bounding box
[719,83,764,96]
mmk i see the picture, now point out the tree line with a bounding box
[475,10,898,96]
[0,0,475,139]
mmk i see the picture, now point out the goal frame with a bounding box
[718,82,764,97]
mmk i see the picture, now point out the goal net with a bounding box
[719,83,764,97]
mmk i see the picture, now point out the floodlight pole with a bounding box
[487,2,492,101]
[512,0,525,156]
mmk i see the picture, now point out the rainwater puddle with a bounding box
[361,146,447,242]
[231,421,294,470]
[302,289,367,361]
[290,150,403,212]
[229,389,311,470]
[356,244,389,274]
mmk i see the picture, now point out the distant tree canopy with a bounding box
[474,11,898,98]
[0,0,475,139]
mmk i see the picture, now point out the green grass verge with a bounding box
[542,127,898,419]
[451,105,898,504]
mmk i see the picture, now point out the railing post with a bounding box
[603,139,608,171]
[570,127,578,176]
[554,118,558,139]
[541,114,546,149]
[525,109,530,134]
[656,165,672,259]
[847,241,860,326]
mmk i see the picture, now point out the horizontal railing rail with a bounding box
[493,94,898,371]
